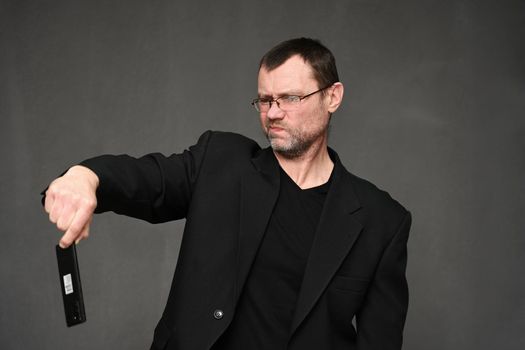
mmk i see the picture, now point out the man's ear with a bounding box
[327,82,344,113]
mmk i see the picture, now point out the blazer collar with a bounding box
[289,148,363,335]
[236,147,280,300]
[250,146,280,178]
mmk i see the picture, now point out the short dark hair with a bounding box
[259,38,340,89]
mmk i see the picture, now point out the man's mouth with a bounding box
[267,124,286,133]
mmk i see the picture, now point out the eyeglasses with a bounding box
[251,85,332,112]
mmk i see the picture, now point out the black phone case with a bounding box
[56,244,86,327]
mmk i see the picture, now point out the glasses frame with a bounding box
[251,84,333,112]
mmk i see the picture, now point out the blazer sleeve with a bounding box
[78,130,213,223]
[356,211,411,350]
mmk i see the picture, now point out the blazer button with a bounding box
[213,309,224,320]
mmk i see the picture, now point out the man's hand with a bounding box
[44,165,99,248]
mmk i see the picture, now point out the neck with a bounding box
[274,138,334,189]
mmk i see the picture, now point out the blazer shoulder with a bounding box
[202,130,261,154]
[194,130,262,171]
[345,170,410,225]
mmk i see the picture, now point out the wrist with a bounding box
[66,165,100,189]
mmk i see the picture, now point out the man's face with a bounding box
[257,55,331,158]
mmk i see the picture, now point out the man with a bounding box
[44,38,411,350]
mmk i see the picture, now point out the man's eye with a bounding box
[282,96,300,103]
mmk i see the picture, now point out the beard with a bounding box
[265,121,326,159]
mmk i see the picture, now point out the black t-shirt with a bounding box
[213,168,331,349]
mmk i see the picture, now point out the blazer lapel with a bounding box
[290,151,363,335]
[236,148,280,301]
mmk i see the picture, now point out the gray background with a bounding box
[1,0,524,349]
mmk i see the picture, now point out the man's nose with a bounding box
[266,101,284,120]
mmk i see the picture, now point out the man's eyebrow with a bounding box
[258,90,303,98]
[257,93,273,99]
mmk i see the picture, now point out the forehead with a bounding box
[258,55,317,95]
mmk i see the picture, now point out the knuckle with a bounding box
[53,190,69,204]
[44,196,53,209]
[47,182,58,193]
[81,197,97,211]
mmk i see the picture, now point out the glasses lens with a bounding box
[278,96,301,111]
[255,100,270,112]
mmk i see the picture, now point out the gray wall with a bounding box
[1,0,524,349]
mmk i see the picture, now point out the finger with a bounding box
[59,227,77,249]
[60,206,93,248]
[59,216,83,248]
[75,222,91,245]
[49,198,64,224]
[44,189,55,214]
[56,203,76,232]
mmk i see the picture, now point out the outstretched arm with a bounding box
[43,130,213,247]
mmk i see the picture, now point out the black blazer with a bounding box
[82,130,411,350]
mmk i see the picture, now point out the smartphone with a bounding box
[56,244,86,327]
